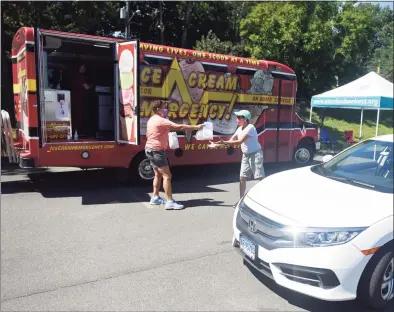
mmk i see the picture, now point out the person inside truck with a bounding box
[210,109,265,206]
[145,100,204,210]
[70,63,93,135]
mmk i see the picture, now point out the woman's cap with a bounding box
[234,110,252,120]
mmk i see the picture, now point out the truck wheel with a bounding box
[129,153,155,185]
[358,244,393,310]
[293,143,314,165]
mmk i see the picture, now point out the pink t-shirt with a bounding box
[145,114,176,151]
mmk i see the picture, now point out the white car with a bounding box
[232,134,393,310]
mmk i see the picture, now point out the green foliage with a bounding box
[368,13,393,82]
[1,0,393,114]
[240,1,393,97]
[194,30,244,56]
[240,1,341,97]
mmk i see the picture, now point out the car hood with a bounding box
[246,166,393,228]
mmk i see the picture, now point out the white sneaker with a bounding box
[165,200,184,210]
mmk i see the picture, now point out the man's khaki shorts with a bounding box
[240,149,265,179]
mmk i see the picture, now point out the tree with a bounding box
[369,26,394,82]
[240,1,340,98]
[194,30,243,55]
[368,10,393,82]
[239,1,393,98]
[2,0,391,113]
[333,2,381,85]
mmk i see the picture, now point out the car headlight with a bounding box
[286,227,367,247]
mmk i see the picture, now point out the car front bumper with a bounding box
[233,215,371,301]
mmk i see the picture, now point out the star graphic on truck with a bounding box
[139,58,295,125]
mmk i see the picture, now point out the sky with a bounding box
[360,1,394,9]
[380,2,394,9]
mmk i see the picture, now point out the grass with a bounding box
[300,108,393,144]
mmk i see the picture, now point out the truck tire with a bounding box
[358,243,394,310]
[293,142,314,165]
[128,152,155,186]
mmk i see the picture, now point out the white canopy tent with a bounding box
[310,72,393,138]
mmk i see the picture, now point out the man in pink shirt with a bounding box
[145,100,204,210]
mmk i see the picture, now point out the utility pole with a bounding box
[159,1,164,44]
[125,1,130,40]
[120,2,140,40]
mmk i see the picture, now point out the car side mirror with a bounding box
[322,155,334,163]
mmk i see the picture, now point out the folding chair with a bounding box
[344,130,356,147]
[319,128,338,153]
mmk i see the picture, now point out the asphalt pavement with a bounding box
[1,158,391,311]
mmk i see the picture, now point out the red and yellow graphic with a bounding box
[46,121,71,140]
[139,57,294,126]
[140,43,262,66]
[117,41,138,144]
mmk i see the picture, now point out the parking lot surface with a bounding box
[1,159,391,311]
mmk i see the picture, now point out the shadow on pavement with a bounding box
[1,165,234,205]
[1,160,320,206]
[245,262,392,312]
[178,198,233,209]
[1,163,49,176]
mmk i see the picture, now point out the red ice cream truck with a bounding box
[1,27,319,183]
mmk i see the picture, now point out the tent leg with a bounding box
[376,109,380,137]
[359,109,364,139]
[309,107,313,122]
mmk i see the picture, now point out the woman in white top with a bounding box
[211,110,265,205]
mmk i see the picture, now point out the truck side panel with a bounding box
[10,27,317,171]
[12,27,40,166]
[138,49,299,165]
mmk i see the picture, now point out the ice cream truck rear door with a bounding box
[115,40,140,145]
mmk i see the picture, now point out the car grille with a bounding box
[236,200,294,250]
[240,204,284,229]
[236,201,341,289]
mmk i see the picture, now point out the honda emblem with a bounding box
[248,219,257,233]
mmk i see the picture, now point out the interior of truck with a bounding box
[41,35,115,142]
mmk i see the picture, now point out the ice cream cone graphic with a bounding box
[120,73,134,90]
[118,47,135,141]
[120,114,134,140]
[244,70,274,125]
[119,49,134,73]
[170,59,205,142]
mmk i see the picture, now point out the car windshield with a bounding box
[311,139,393,194]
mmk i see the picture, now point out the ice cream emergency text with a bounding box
[138,57,294,125]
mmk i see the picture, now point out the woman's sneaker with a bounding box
[150,196,166,205]
[165,200,184,210]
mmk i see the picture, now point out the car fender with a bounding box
[351,215,393,251]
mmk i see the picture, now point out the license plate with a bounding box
[240,235,256,261]
[315,142,321,150]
